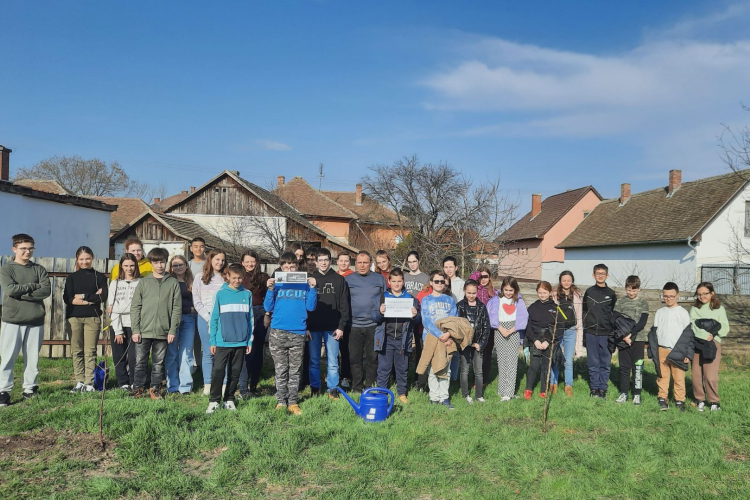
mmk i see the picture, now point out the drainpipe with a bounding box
[687,237,698,284]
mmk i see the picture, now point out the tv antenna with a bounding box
[317,163,324,190]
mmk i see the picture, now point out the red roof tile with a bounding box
[321,190,400,224]
[90,196,151,232]
[13,179,69,195]
[274,177,357,219]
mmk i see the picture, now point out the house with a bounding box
[495,186,602,281]
[13,179,70,195]
[556,170,749,290]
[89,196,151,236]
[274,176,403,251]
[0,145,115,258]
[151,187,195,212]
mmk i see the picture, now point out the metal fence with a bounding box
[700,264,750,295]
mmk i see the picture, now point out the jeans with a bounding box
[309,330,340,391]
[459,347,483,398]
[241,305,268,392]
[110,326,136,387]
[197,316,226,386]
[165,313,195,393]
[349,326,377,392]
[376,335,409,396]
[69,316,101,385]
[449,350,459,381]
[585,333,611,391]
[210,346,245,403]
[0,323,44,393]
[550,328,576,387]
[134,338,168,390]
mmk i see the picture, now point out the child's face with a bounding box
[479,272,491,287]
[389,275,404,293]
[317,254,331,273]
[662,289,678,307]
[593,269,608,285]
[465,285,478,303]
[77,252,93,269]
[431,275,447,294]
[122,260,137,278]
[376,256,389,272]
[280,262,297,272]
[560,275,573,290]
[443,261,457,279]
[294,249,305,261]
[190,241,205,259]
[696,286,713,305]
[337,255,350,271]
[537,287,550,301]
[625,285,640,299]
[406,255,420,272]
[502,285,515,299]
[12,242,34,263]
[127,244,144,261]
[211,254,225,273]
[151,260,166,276]
[227,271,242,289]
[242,255,257,273]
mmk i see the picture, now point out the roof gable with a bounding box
[558,171,748,249]
[498,186,601,242]
[274,177,358,219]
[320,190,400,224]
[90,196,151,232]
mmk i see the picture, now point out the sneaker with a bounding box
[0,391,10,407]
[222,401,237,411]
[523,390,532,400]
[22,386,38,400]
[598,389,606,399]
[430,400,440,405]
[465,396,473,404]
[120,384,131,391]
[476,397,485,403]
[675,401,686,412]
[339,378,351,389]
[202,385,210,396]
[83,384,95,392]
[500,396,511,402]
[658,398,668,411]
[538,392,546,398]
[398,395,409,404]
[710,403,721,412]
[275,403,286,411]
[616,393,628,403]
[632,395,641,406]
[564,386,573,398]
[130,387,145,398]
[149,387,162,400]
[236,392,247,401]
[414,384,426,393]
[328,392,339,401]
[441,399,455,410]
[205,402,220,414]
[697,401,706,412]
[589,389,598,398]
[70,382,85,393]
[287,404,302,415]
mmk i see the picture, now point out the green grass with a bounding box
[1,354,749,499]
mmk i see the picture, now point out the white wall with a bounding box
[0,192,110,258]
[546,243,696,289]
[696,185,750,265]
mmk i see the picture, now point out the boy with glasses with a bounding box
[652,282,692,411]
[0,234,51,406]
[583,263,616,398]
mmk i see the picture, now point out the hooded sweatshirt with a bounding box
[263,277,317,335]
[130,274,182,339]
[110,258,152,282]
[0,260,51,326]
[192,272,224,322]
[209,283,254,347]
[107,278,141,335]
[345,271,387,328]
[308,267,350,332]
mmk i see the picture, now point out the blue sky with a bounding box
[2,1,750,211]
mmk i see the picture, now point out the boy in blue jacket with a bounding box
[264,252,317,415]
[206,264,253,414]
[374,269,419,404]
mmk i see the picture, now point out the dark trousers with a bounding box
[134,338,167,390]
[413,328,428,387]
[349,326,377,392]
[586,333,611,391]
[246,307,268,390]
[526,345,550,393]
[618,341,645,395]
[299,338,310,390]
[460,347,484,398]
[481,332,495,386]
[211,346,245,403]
[376,336,409,396]
[339,326,352,380]
[111,326,137,387]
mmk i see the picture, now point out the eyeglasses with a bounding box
[16,247,35,252]
[171,263,185,268]
[697,292,712,298]
[662,294,677,300]
[432,280,446,285]
[480,274,490,279]
[317,258,330,262]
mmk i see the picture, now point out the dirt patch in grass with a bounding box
[725,449,748,462]
[183,446,228,477]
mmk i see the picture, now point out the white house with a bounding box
[554,169,750,292]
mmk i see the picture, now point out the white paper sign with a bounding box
[384,297,414,318]
[274,272,308,285]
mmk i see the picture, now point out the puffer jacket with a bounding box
[456,298,491,349]
[647,325,695,376]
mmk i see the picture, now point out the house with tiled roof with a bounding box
[89,196,151,235]
[556,170,750,291]
[274,176,403,252]
[495,186,602,281]
[13,179,70,195]
[151,187,196,212]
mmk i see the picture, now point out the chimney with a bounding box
[153,197,161,204]
[189,186,196,193]
[355,183,363,206]
[620,183,631,205]
[0,145,11,182]
[180,190,188,195]
[531,193,541,217]
[668,169,682,194]
[277,176,285,189]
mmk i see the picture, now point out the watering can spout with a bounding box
[334,387,360,414]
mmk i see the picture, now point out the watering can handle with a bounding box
[362,387,394,416]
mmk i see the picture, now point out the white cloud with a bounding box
[253,139,291,151]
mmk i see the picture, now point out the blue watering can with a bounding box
[334,387,394,422]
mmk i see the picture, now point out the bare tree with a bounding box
[14,156,130,196]
[362,155,518,273]
[609,262,655,290]
[199,215,288,262]
[720,104,750,179]
[127,180,168,203]
[719,217,750,294]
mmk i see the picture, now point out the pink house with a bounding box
[496,186,602,281]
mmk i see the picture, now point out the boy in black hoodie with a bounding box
[524,281,559,399]
[583,263,617,399]
[308,248,350,399]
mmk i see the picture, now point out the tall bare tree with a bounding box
[720,104,750,179]
[14,156,130,196]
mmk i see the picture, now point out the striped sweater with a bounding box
[209,284,254,348]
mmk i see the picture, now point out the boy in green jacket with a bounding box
[0,234,51,406]
[130,248,182,399]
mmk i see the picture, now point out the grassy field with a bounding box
[0,354,749,499]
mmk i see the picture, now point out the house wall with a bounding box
[546,243,696,289]
[111,217,188,261]
[310,218,350,240]
[497,240,543,281]
[696,185,750,266]
[168,176,269,216]
[0,192,110,258]
[540,190,602,263]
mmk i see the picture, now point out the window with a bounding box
[583,211,591,219]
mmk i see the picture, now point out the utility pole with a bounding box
[317,163,324,191]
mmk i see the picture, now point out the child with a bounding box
[456,279,491,404]
[193,249,227,395]
[130,248,182,400]
[64,246,108,393]
[106,253,142,391]
[651,282,692,411]
[420,270,457,409]
[165,255,195,395]
[690,282,728,412]
[109,237,152,282]
[188,237,206,278]
[524,282,559,400]
[550,271,582,397]
[583,263,616,398]
[206,264,253,414]
[264,252,317,415]
[613,275,649,405]
[487,276,528,401]
[0,234,51,406]
[375,269,419,404]
[239,250,270,396]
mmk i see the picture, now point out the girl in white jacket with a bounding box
[106,253,141,390]
[193,249,227,395]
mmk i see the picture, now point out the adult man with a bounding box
[443,256,465,302]
[308,248,350,399]
[110,238,152,282]
[345,251,387,392]
[403,251,429,297]
[188,237,206,277]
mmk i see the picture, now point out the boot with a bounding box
[564,386,573,398]
[549,384,558,395]
[149,387,162,400]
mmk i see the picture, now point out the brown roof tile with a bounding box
[558,172,748,248]
[153,191,189,211]
[13,179,69,195]
[498,186,601,242]
[90,196,151,232]
[321,190,400,224]
[274,177,358,219]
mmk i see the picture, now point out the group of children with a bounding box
[0,234,728,414]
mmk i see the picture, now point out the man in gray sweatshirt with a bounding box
[344,251,386,392]
[0,234,51,406]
